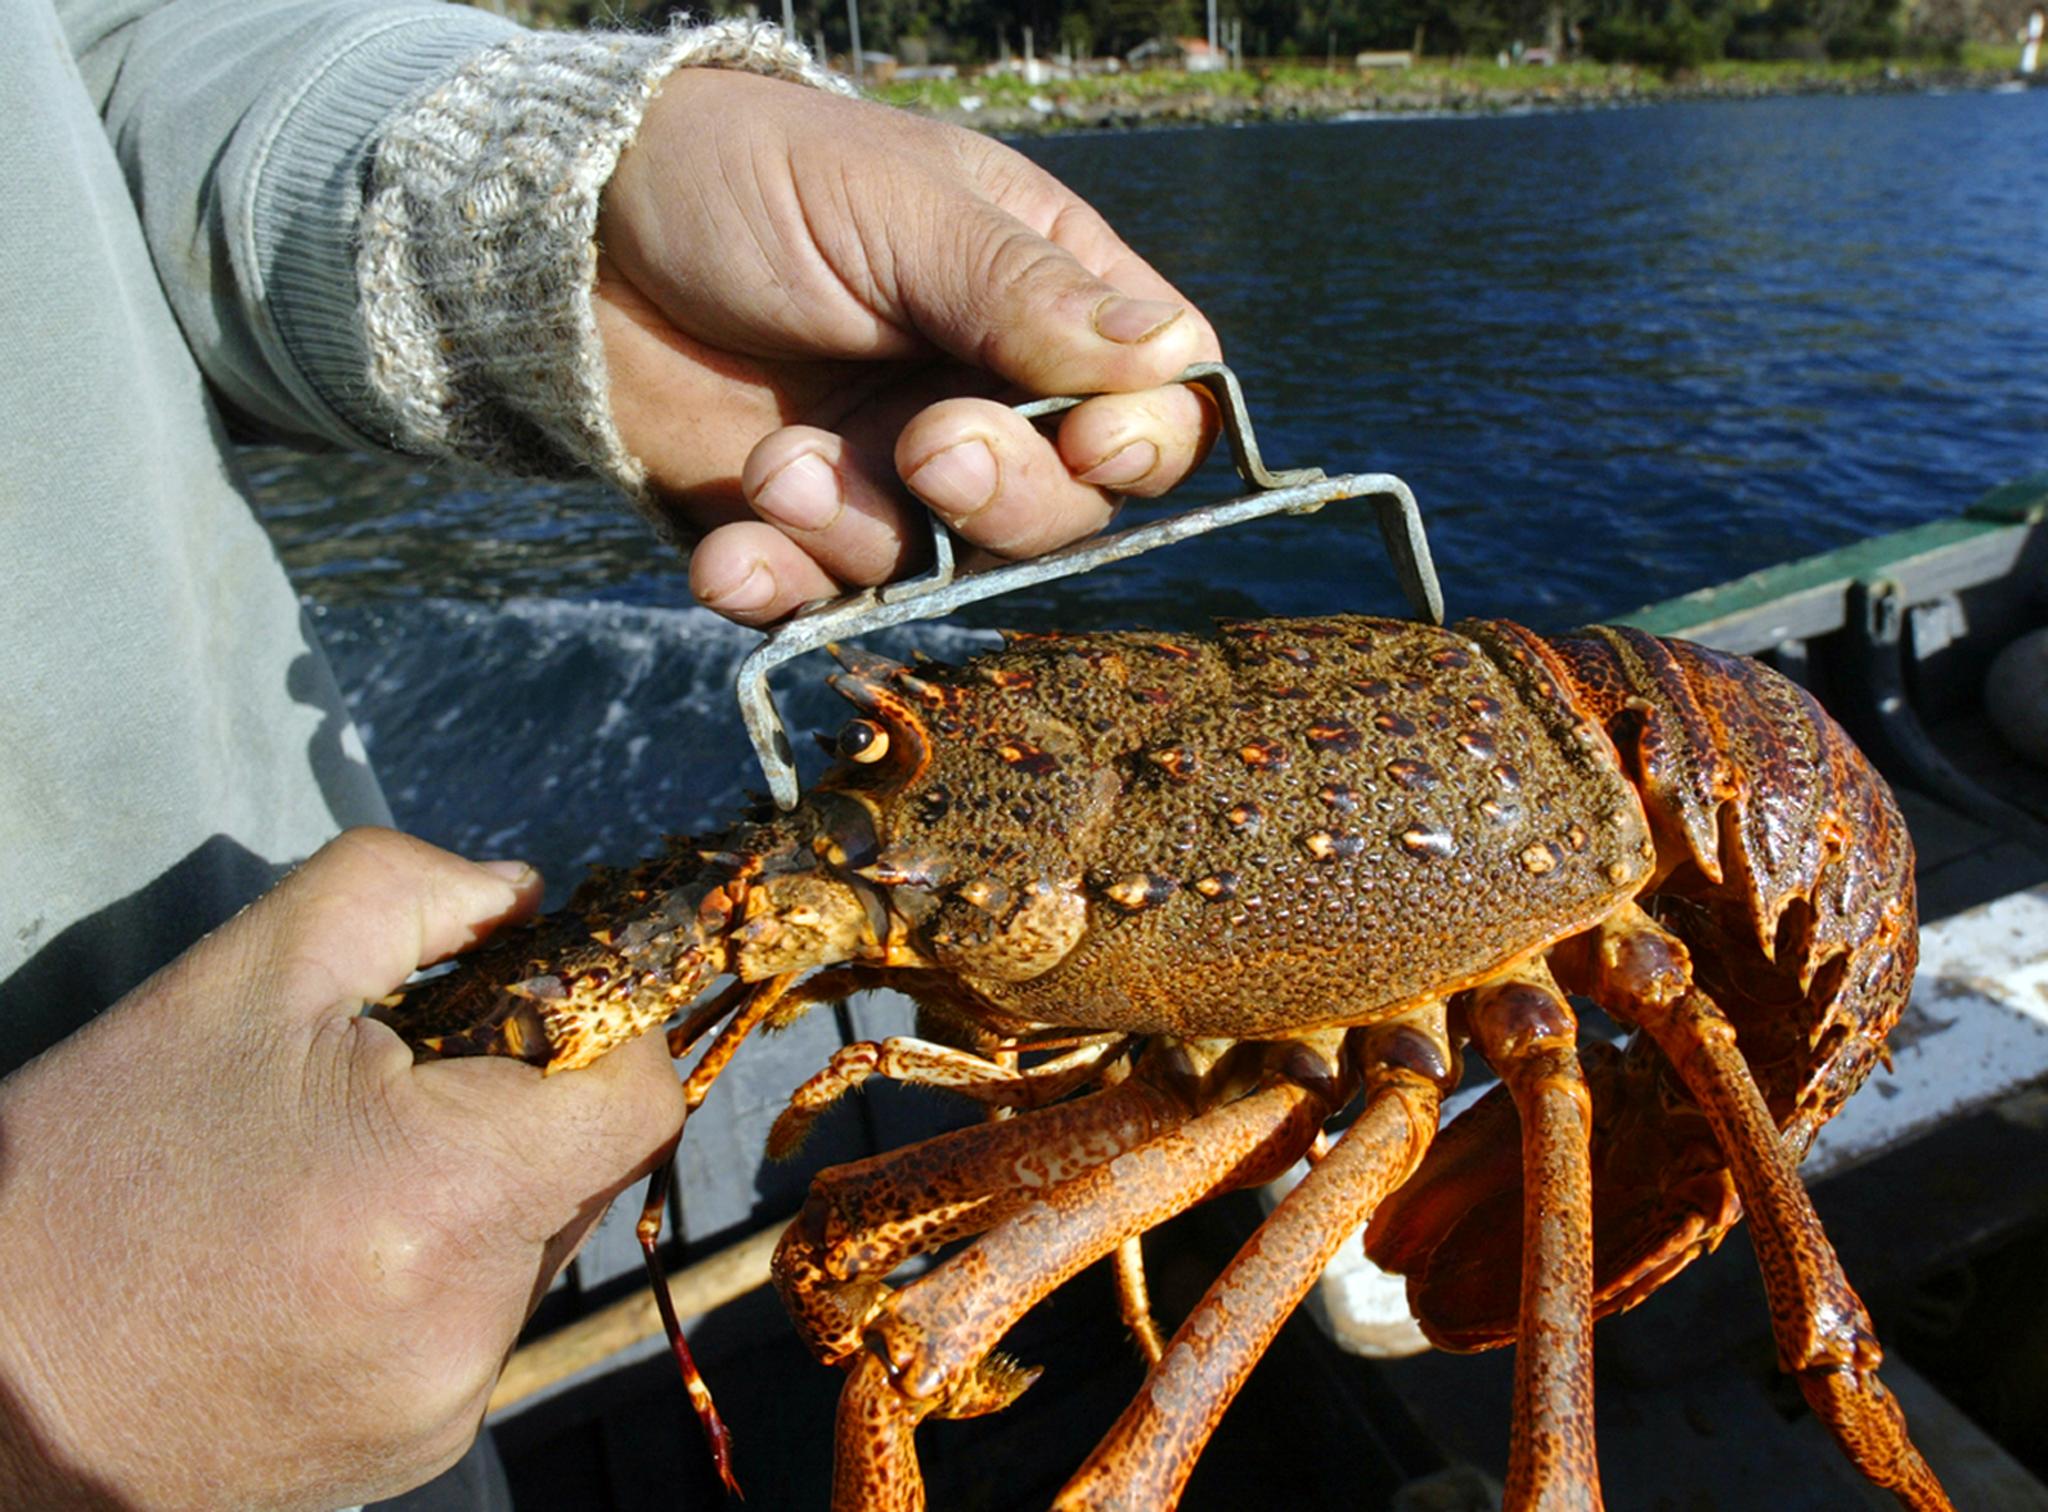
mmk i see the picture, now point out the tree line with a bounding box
[477,0,1983,72]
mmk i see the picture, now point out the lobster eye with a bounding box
[836,719,890,764]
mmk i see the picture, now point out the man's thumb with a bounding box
[194,827,543,1023]
[903,197,1208,396]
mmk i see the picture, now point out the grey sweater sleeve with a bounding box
[66,0,845,483]
[67,0,526,451]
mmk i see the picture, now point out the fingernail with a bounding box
[1092,295,1184,345]
[752,452,843,533]
[476,859,536,886]
[1078,440,1160,489]
[702,559,778,614]
[904,438,999,521]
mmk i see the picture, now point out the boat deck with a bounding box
[1916,708,2048,910]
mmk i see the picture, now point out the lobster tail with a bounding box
[1365,625,1917,1347]
[1547,626,1917,1137]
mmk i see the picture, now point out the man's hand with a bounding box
[598,68,1224,624]
[0,830,685,1511]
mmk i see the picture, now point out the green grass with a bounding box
[873,68,1266,112]
[1695,57,1903,82]
[1960,41,2024,70]
[872,50,2022,118]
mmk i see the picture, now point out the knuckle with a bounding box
[331,1200,480,1314]
[970,227,1092,341]
[976,497,1104,560]
[325,825,406,866]
[312,826,431,894]
[973,145,1053,209]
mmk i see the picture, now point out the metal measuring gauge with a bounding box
[734,362,1441,810]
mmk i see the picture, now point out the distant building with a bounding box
[1126,36,1226,71]
[830,49,900,80]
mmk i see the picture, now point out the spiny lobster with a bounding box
[378,612,1941,1511]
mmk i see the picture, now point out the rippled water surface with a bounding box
[252,89,2048,883]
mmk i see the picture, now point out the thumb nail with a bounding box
[476,859,538,886]
[1093,295,1184,345]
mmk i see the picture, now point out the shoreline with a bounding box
[876,54,2036,134]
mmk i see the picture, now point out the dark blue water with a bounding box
[251,89,2048,892]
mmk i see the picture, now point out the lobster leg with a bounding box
[632,1147,740,1495]
[836,1065,1337,1511]
[680,970,799,1110]
[777,1078,1192,1365]
[1112,1236,1165,1365]
[1467,966,1603,1512]
[609,973,804,1496]
[768,1036,1133,1158]
[1053,1010,1453,1511]
[834,1352,931,1512]
[1569,904,1953,1512]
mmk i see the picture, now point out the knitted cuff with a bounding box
[358,20,849,498]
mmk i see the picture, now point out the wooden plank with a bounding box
[1967,473,2048,526]
[1612,477,2048,653]
[1616,516,2041,652]
[491,1223,782,1417]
